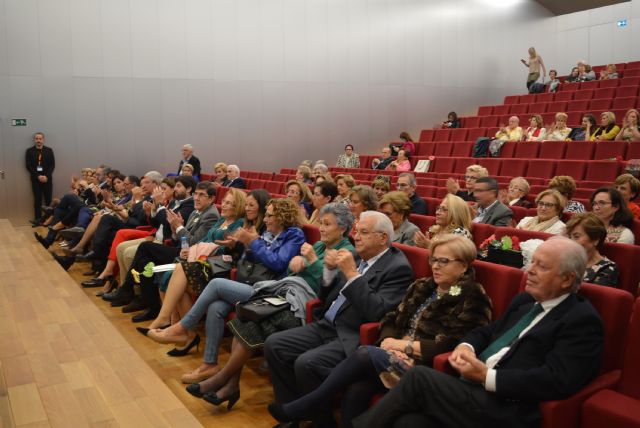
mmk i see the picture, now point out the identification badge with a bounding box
[36,166,43,172]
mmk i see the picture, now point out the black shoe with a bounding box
[53,254,75,271]
[203,389,240,410]
[81,276,111,288]
[29,219,43,227]
[131,308,159,323]
[168,334,200,357]
[136,323,169,337]
[268,403,293,423]
[41,206,54,216]
[102,286,133,303]
[272,423,299,428]
[122,297,147,313]
[34,232,51,249]
[59,227,86,241]
[76,251,95,261]
[110,294,134,307]
[185,383,203,398]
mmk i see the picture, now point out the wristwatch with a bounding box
[404,340,414,356]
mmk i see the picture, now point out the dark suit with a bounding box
[373,157,395,170]
[476,200,513,227]
[226,177,247,189]
[265,246,413,407]
[410,193,428,215]
[26,145,55,219]
[352,292,604,428]
[178,155,201,177]
[150,197,194,242]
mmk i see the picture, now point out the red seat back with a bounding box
[302,224,321,244]
[470,223,496,248]
[419,129,435,141]
[584,160,622,182]
[555,160,587,181]
[494,226,553,243]
[525,159,557,179]
[539,140,567,159]
[451,142,473,157]
[601,242,640,296]
[619,297,640,397]
[434,142,454,157]
[514,141,541,158]
[392,243,431,281]
[593,142,628,160]
[472,260,523,319]
[408,214,436,233]
[500,158,528,177]
[566,141,596,160]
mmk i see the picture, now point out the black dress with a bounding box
[583,257,619,287]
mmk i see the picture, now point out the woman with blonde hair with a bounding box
[523,115,546,141]
[500,177,532,208]
[379,191,420,246]
[521,47,546,90]
[546,112,571,141]
[371,176,391,201]
[516,189,566,235]
[590,112,620,141]
[212,162,229,190]
[414,194,473,249]
[285,180,313,221]
[446,164,489,202]
[615,109,640,142]
[296,166,314,185]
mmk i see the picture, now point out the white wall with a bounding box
[0,0,638,224]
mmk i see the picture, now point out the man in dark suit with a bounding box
[225,164,247,189]
[372,147,395,170]
[472,177,513,227]
[352,236,604,428]
[26,132,55,221]
[265,211,413,426]
[396,173,427,215]
[177,144,201,178]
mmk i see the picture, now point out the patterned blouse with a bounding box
[583,257,619,288]
[564,200,585,214]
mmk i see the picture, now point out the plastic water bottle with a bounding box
[180,236,189,252]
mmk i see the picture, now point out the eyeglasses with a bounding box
[221,200,236,207]
[473,187,490,193]
[536,201,556,209]
[396,183,410,188]
[592,200,612,208]
[436,205,449,212]
[355,229,384,237]
[429,256,462,267]
[464,176,478,181]
[508,186,523,192]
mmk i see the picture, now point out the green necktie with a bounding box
[479,303,544,363]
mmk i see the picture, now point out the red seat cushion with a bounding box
[582,390,640,428]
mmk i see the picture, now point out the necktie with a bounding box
[324,261,368,324]
[478,303,544,362]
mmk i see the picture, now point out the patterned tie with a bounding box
[324,261,368,324]
[478,303,544,362]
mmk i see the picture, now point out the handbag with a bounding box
[180,256,231,295]
[236,258,277,285]
[235,295,291,323]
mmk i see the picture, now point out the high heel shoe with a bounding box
[203,389,240,410]
[167,334,200,357]
[267,403,294,423]
[136,324,170,337]
[185,383,203,398]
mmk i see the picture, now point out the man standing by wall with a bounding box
[26,132,55,223]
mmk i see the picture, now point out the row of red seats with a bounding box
[506,76,640,102]
[412,139,637,160]
[479,92,639,117]
[503,83,640,106]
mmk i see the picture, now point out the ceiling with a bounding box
[534,0,630,15]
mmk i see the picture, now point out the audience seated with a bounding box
[568,113,596,141]
[494,116,523,142]
[309,181,338,224]
[523,114,546,141]
[516,189,566,235]
[267,235,491,426]
[387,149,411,172]
[264,211,413,427]
[313,163,329,178]
[549,175,585,213]
[615,108,640,142]
[565,66,580,82]
[371,176,391,201]
[351,237,604,428]
[147,198,305,384]
[501,177,532,208]
[349,185,379,233]
[186,203,355,410]
[393,132,416,156]
[314,172,333,185]
[548,69,561,92]
[471,177,513,227]
[546,112,572,141]
[613,173,640,219]
[212,162,228,189]
[285,180,313,221]
[590,111,620,141]
[590,187,635,244]
[295,166,314,185]
[371,147,395,170]
[336,145,361,168]
[599,64,618,80]
[442,111,461,129]
[334,174,356,205]
[446,164,488,203]
[414,194,473,249]
[379,191,420,246]
[225,164,247,189]
[396,173,428,215]
[566,213,619,287]
[578,62,596,81]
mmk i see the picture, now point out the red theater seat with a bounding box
[415,142,436,156]
[589,98,613,111]
[393,243,431,281]
[450,128,468,142]
[492,105,510,116]
[584,160,622,182]
[466,128,487,141]
[594,88,615,99]
[613,97,637,110]
[546,101,568,113]
[408,214,435,233]
[594,141,628,159]
[602,242,640,296]
[451,142,473,157]
[302,224,321,244]
[525,159,556,179]
[419,129,435,141]
[567,99,589,112]
[509,104,529,115]
[472,260,523,319]
[528,102,548,114]
[480,116,499,128]
[478,158,502,176]
[580,80,600,90]
[432,157,456,174]
[555,160,587,181]
[464,116,481,128]
[574,89,595,101]
[565,141,596,160]
[433,142,454,157]
[500,158,528,177]
[598,79,620,89]
[434,129,452,141]
[504,95,520,105]
[554,91,574,102]
[539,140,567,159]
[477,105,493,116]
[615,86,640,98]
[626,143,640,159]
[536,93,554,103]
[514,141,540,158]
[498,141,517,158]
[470,223,496,248]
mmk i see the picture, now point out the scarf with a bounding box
[521,215,561,232]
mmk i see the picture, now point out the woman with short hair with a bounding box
[503,177,532,208]
[296,166,314,185]
[387,149,411,172]
[379,191,420,246]
[334,174,356,205]
[349,185,379,234]
[336,145,361,168]
[546,112,572,141]
[566,213,619,287]
[309,181,338,224]
[371,176,391,201]
[568,114,597,141]
[268,234,492,426]
[285,180,313,221]
[516,189,566,235]
[446,164,489,202]
[590,111,620,141]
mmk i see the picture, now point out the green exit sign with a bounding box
[12,119,27,126]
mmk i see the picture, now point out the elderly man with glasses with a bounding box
[396,173,428,215]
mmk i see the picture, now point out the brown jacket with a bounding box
[378,269,492,365]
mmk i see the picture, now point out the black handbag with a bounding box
[235,294,290,323]
[236,258,277,285]
[180,256,231,295]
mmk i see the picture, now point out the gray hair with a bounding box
[228,164,240,175]
[144,170,164,184]
[398,172,416,186]
[98,164,112,175]
[359,210,393,245]
[314,164,329,174]
[319,202,355,237]
[182,144,193,151]
[547,236,587,292]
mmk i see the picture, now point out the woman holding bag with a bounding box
[146,198,305,384]
[185,203,356,410]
